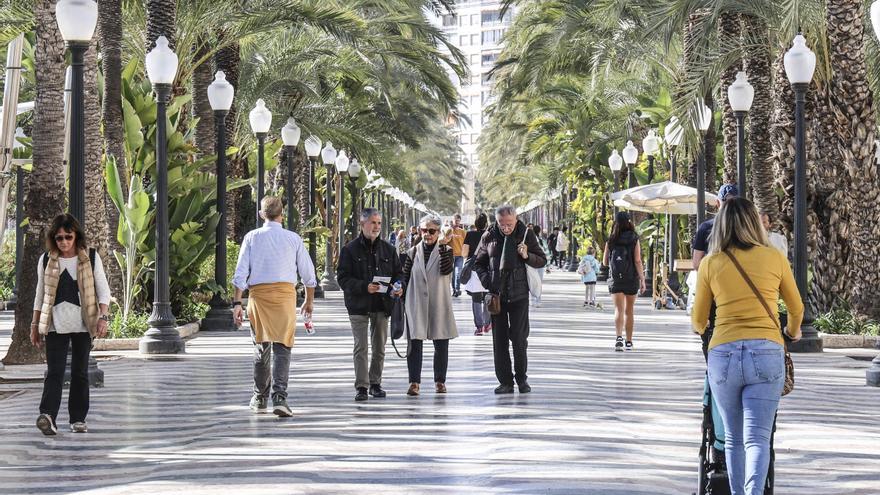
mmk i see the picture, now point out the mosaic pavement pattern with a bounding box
[1,272,878,495]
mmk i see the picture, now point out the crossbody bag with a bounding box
[723,251,795,396]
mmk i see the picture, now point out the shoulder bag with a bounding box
[723,251,795,396]
[522,229,543,300]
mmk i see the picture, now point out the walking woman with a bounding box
[603,211,645,351]
[401,215,458,396]
[692,198,802,495]
[463,213,490,335]
[31,214,111,435]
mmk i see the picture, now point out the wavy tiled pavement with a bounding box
[0,272,878,494]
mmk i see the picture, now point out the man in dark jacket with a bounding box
[474,205,547,394]
[337,208,403,402]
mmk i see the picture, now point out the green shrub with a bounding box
[176,301,209,325]
[108,311,150,339]
[0,233,15,293]
[814,307,880,336]
[197,239,241,298]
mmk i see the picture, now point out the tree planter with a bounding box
[93,321,200,351]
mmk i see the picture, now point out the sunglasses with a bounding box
[55,234,75,242]
[420,228,438,235]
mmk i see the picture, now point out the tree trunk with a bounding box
[4,0,66,365]
[192,36,214,159]
[146,0,176,51]
[214,37,244,242]
[84,40,110,268]
[718,12,740,187]
[742,16,777,224]
[682,9,708,237]
[827,0,880,318]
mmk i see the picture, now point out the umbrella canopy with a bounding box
[610,181,719,215]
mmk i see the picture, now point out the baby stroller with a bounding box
[696,332,776,495]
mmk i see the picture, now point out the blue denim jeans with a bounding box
[452,256,464,293]
[708,339,784,495]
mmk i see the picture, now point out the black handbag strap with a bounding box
[723,251,780,332]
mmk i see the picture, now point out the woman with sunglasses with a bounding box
[401,215,459,396]
[31,214,111,435]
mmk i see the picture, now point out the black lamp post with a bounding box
[202,71,236,332]
[140,36,184,354]
[696,102,712,227]
[642,130,661,298]
[728,71,755,195]
[281,117,301,232]
[335,149,350,250]
[304,135,324,299]
[566,184,578,272]
[348,158,362,232]
[665,117,683,294]
[249,99,272,226]
[320,141,340,291]
[784,35,822,353]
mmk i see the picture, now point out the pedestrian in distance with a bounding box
[401,215,459,396]
[578,246,601,307]
[337,208,403,402]
[760,211,789,258]
[463,213,491,335]
[449,214,467,297]
[603,211,645,352]
[555,226,569,268]
[32,214,111,436]
[232,196,317,418]
[548,226,560,270]
[474,205,547,394]
[692,197,803,495]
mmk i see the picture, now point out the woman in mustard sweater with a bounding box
[691,197,804,495]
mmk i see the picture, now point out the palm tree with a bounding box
[4,0,66,365]
[718,12,740,186]
[146,0,176,50]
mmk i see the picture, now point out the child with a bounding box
[578,247,601,307]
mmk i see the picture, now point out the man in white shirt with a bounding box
[232,197,316,417]
[761,212,789,257]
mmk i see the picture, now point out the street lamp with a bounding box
[642,130,661,298]
[728,71,755,195]
[249,99,272,227]
[696,101,712,227]
[320,141,340,291]
[304,135,324,299]
[281,117,301,232]
[55,0,98,227]
[335,149,350,254]
[603,148,624,280]
[348,157,361,232]
[140,35,184,354]
[622,140,639,188]
[784,34,822,353]
[202,71,236,332]
[665,117,684,294]
[11,128,26,308]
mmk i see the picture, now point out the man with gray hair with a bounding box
[337,208,403,402]
[474,205,547,394]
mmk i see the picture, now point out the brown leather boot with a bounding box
[435,382,447,394]
[407,383,420,396]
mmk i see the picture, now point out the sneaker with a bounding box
[355,387,369,402]
[70,422,88,433]
[272,397,293,417]
[36,414,57,436]
[249,395,268,413]
[625,341,634,351]
[615,337,624,352]
[494,383,514,394]
[369,384,386,398]
[474,326,484,336]
[583,301,589,307]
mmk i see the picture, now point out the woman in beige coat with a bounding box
[401,215,458,396]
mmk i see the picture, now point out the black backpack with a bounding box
[610,241,636,282]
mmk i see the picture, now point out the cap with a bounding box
[718,183,739,201]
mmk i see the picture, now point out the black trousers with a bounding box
[40,332,91,424]
[492,299,530,386]
[407,339,449,384]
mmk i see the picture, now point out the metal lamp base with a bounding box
[201,301,236,332]
[48,353,104,388]
[320,272,340,292]
[787,323,823,353]
[140,303,185,354]
[866,349,880,386]
[313,285,325,299]
[641,280,653,299]
[598,265,609,282]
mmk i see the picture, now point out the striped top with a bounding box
[232,222,318,290]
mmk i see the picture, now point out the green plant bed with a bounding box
[814,307,880,336]
[108,311,150,339]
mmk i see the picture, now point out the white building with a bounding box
[432,1,514,221]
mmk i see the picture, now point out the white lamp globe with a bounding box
[697,101,712,132]
[665,116,684,147]
[145,36,178,86]
[728,71,755,112]
[335,149,350,174]
[642,130,661,156]
[249,99,272,134]
[783,34,816,85]
[207,71,234,112]
[622,140,639,165]
[281,117,301,147]
[321,141,337,165]
[608,149,623,172]
[55,0,98,42]
[13,127,26,150]
[349,158,361,178]
[305,135,322,157]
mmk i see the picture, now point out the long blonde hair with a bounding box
[708,197,769,254]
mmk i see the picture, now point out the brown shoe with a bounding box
[407,383,420,396]
[435,382,447,394]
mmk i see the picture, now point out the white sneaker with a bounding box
[70,422,88,433]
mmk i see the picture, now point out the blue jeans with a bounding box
[708,339,784,495]
[452,256,464,293]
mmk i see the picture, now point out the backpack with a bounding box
[577,257,594,276]
[43,248,96,270]
[610,242,636,282]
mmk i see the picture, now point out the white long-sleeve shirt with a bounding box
[232,221,318,290]
[34,251,112,334]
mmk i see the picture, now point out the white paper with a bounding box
[372,276,392,293]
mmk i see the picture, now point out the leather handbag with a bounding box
[723,251,795,396]
[486,293,501,315]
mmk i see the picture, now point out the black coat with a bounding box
[337,234,402,316]
[473,220,547,303]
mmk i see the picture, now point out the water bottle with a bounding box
[391,281,402,299]
[303,312,315,335]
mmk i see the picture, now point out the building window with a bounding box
[471,14,479,25]
[471,34,479,45]
[481,11,503,24]
[481,52,499,66]
[459,134,470,145]
[470,54,480,64]
[482,29,503,44]
[471,114,481,126]
[442,14,456,27]
[471,133,480,145]
[459,35,469,46]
